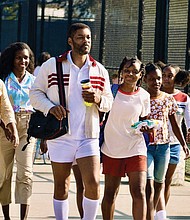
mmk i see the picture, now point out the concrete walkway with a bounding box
[1,159,190,220]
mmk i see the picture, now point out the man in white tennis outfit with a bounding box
[29,23,113,220]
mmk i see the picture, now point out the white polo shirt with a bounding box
[67,52,90,140]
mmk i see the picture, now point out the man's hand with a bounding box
[82,90,101,105]
[40,139,48,154]
[49,105,67,120]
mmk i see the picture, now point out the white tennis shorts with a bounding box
[47,134,100,163]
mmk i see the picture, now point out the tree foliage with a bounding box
[0,1,19,20]
[0,0,100,20]
[45,0,99,18]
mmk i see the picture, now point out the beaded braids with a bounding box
[0,42,35,81]
[118,56,145,86]
[144,62,162,77]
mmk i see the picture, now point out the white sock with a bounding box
[155,210,167,220]
[53,198,69,220]
[82,196,99,220]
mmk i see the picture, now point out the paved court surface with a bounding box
[1,159,190,220]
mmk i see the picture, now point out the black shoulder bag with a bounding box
[22,57,68,151]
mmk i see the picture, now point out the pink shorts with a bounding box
[102,154,147,177]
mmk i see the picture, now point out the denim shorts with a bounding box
[169,143,181,164]
[147,143,170,183]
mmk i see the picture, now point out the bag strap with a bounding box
[22,57,66,151]
[55,56,66,107]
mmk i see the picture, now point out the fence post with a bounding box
[185,0,190,71]
[67,0,73,50]
[99,0,106,64]
[28,0,38,56]
[0,6,2,51]
[137,0,144,60]
[154,0,169,63]
[17,2,22,41]
[40,0,45,53]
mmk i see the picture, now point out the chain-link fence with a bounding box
[0,0,189,71]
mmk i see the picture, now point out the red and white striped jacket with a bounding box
[29,51,113,138]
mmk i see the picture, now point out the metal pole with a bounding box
[154,0,169,63]
[40,0,45,53]
[99,0,106,64]
[184,0,190,94]
[67,0,73,50]
[17,2,22,41]
[185,0,190,71]
[28,0,38,56]
[137,0,144,60]
[0,6,2,51]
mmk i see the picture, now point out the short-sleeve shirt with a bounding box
[147,91,178,145]
[169,90,190,144]
[5,71,35,112]
[101,87,150,158]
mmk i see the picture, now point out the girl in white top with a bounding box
[101,56,150,220]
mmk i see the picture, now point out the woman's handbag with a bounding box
[22,57,68,151]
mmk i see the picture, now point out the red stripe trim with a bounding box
[92,85,103,91]
[91,80,104,87]
[63,77,69,81]
[173,92,187,102]
[48,73,57,78]
[48,79,69,84]
[48,74,69,84]
[118,87,140,95]
[57,51,70,62]
[89,55,97,66]
[48,73,70,79]
[63,74,70,77]
[90,76,105,82]
[48,82,69,88]
[48,82,58,88]
[48,79,57,84]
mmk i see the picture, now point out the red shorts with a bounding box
[102,154,147,177]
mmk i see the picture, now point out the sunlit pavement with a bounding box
[1,160,190,220]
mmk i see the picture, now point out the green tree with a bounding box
[46,0,99,18]
[0,0,19,20]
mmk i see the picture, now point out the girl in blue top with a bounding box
[0,42,36,220]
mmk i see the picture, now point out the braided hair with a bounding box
[144,62,162,77]
[118,56,145,86]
